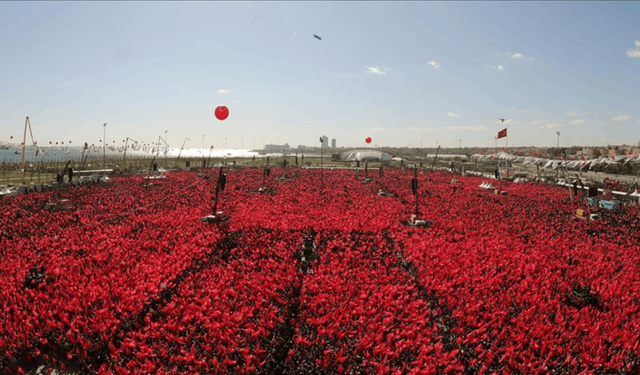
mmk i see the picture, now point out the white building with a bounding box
[265,143,290,152]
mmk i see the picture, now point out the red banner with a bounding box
[497,128,507,139]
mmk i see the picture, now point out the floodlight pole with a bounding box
[122,137,138,174]
[432,145,441,170]
[320,137,324,191]
[80,142,90,172]
[176,137,189,167]
[103,123,107,171]
[206,145,214,168]
[146,156,156,182]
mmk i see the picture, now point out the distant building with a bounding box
[331,139,336,149]
[265,143,290,152]
[321,135,328,150]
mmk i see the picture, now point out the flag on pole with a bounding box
[497,128,507,139]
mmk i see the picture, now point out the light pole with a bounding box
[557,131,560,149]
[242,139,244,158]
[103,123,107,170]
[459,139,462,154]
[319,136,324,192]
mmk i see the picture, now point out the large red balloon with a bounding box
[365,137,372,144]
[215,106,229,121]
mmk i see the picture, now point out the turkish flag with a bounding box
[497,128,507,139]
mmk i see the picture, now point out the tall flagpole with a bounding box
[498,118,509,151]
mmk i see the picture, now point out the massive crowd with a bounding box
[1,167,639,374]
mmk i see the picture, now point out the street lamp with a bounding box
[103,123,107,170]
[557,131,560,149]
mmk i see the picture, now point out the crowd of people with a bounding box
[1,167,639,373]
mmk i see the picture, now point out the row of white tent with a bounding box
[471,152,640,170]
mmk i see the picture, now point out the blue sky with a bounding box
[1,2,639,150]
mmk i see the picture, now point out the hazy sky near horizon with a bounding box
[1,2,640,150]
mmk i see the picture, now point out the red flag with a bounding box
[497,128,507,139]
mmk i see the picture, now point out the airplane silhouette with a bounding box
[314,34,322,41]
[498,118,508,123]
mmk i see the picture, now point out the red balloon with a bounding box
[365,137,372,144]
[215,106,229,121]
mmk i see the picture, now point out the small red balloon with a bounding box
[365,137,372,144]
[215,106,229,121]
